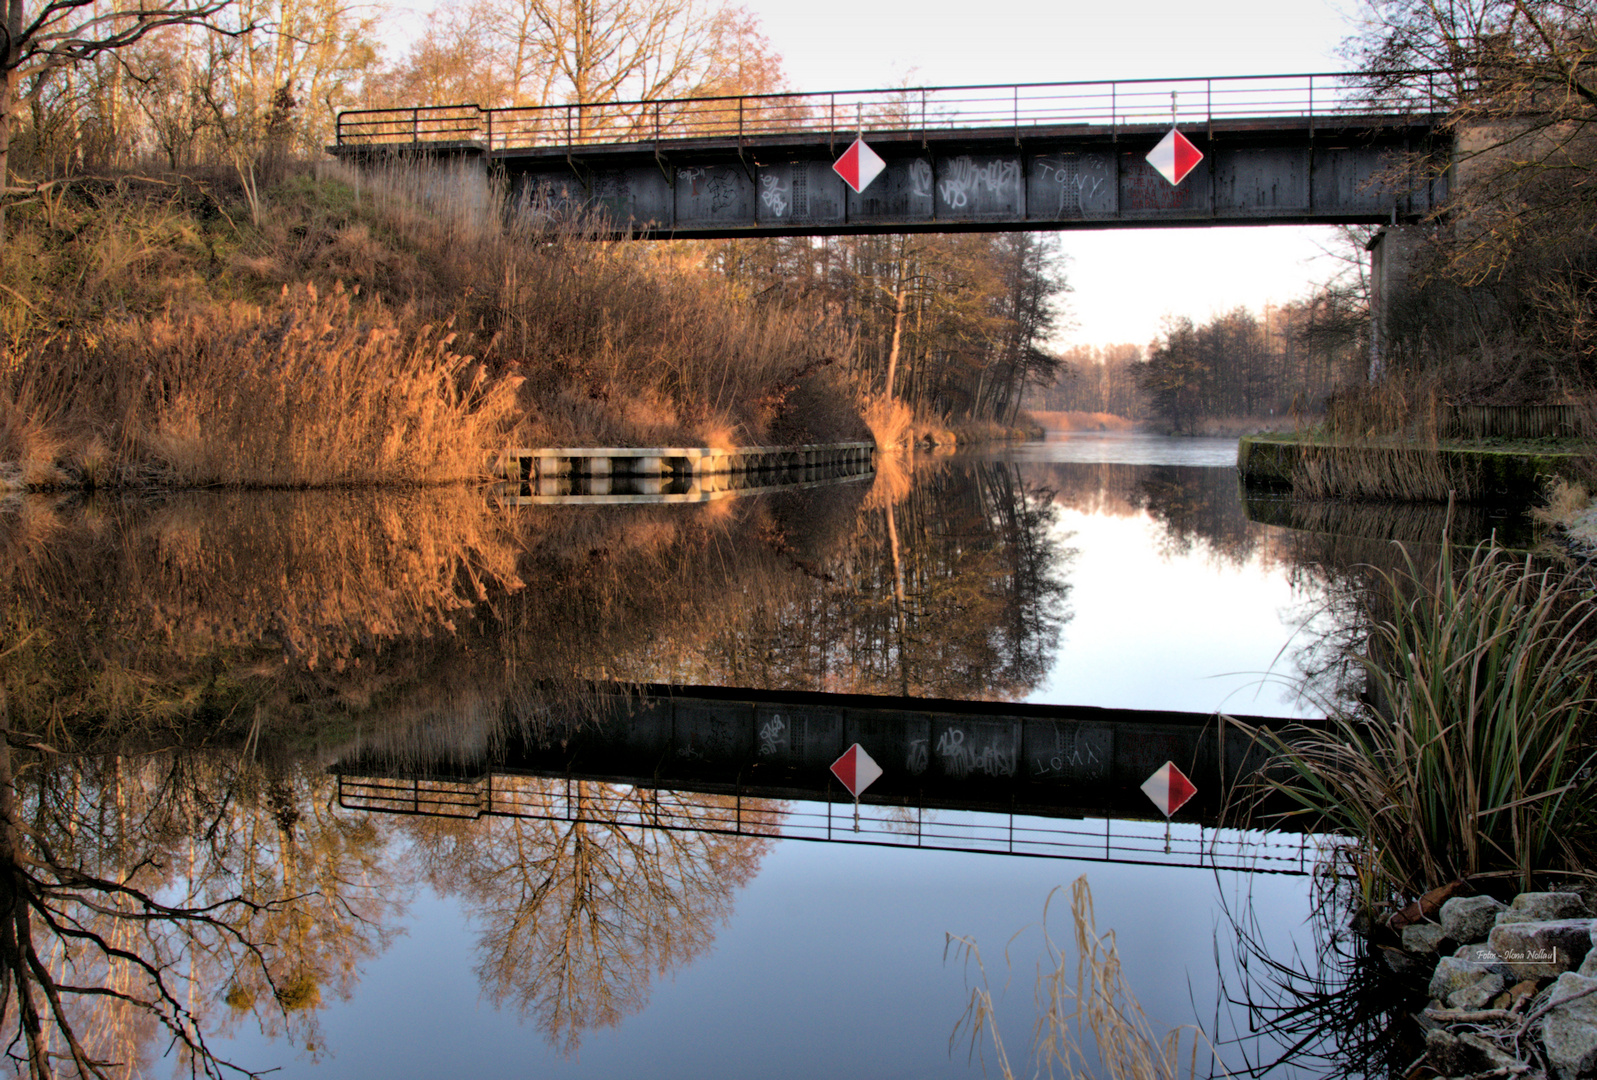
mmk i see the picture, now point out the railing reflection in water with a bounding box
[336,772,1322,875]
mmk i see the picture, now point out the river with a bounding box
[0,431,1526,1078]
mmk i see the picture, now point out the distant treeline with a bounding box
[1030,286,1370,432]
[712,231,1066,427]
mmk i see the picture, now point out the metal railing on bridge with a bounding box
[336,771,1329,875]
[335,70,1448,154]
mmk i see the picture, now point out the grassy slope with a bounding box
[0,163,867,489]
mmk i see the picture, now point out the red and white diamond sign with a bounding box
[830,743,883,798]
[1146,128,1203,186]
[1141,761,1197,818]
[833,137,886,194]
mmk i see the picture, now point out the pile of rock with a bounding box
[1402,891,1597,1079]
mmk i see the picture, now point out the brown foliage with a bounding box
[0,162,870,487]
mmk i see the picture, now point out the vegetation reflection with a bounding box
[0,745,400,1077]
[402,778,777,1055]
[0,458,1075,1073]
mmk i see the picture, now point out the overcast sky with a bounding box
[735,0,1367,349]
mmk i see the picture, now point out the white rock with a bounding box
[1497,892,1589,925]
[1404,922,1448,955]
[1487,920,1597,979]
[1441,895,1508,943]
[1542,972,1597,1080]
[1447,973,1505,1010]
[1431,956,1496,1001]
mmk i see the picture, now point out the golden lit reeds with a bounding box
[862,392,914,451]
[316,160,865,450]
[2,161,868,490]
[27,281,521,486]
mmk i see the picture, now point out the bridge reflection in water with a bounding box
[335,685,1330,875]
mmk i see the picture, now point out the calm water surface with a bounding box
[3,432,1505,1078]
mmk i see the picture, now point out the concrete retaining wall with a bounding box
[492,441,876,498]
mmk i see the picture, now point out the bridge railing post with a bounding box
[828,94,835,153]
[1111,82,1117,141]
[1206,78,1212,137]
[1308,74,1315,137]
[411,107,419,144]
[920,88,927,148]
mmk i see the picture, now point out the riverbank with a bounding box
[1237,432,1593,502]
[913,418,1045,447]
[0,163,867,490]
[1379,888,1597,1080]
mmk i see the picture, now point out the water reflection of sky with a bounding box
[212,433,1332,1079]
[1012,432,1327,718]
[1033,499,1322,717]
[1003,430,1245,468]
[221,837,1316,1079]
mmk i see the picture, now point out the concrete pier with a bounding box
[491,441,876,503]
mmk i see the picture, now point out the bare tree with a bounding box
[1350,0,1597,377]
[0,0,240,238]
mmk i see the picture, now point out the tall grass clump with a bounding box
[861,392,913,451]
[1252,537,1597,897]
[7,282,523,486]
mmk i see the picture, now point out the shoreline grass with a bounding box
[1,161,869,490]
[1246,537,1597,900]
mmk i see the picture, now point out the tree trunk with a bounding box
[883,239,908,399]
[0,0,22,245]
[0,723,53,1078]
[884,280,905,399]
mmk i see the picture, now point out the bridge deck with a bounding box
[333,72,1450,237]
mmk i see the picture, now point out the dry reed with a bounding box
[949,876,1212,1080]
[11,282,523,486]
[862,392,914,451]
[1,161,868,489]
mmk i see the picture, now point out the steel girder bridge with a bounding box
[331,71,1451,238]
[333,683,1332,875]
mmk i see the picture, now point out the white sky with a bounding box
[739,0,1367,348]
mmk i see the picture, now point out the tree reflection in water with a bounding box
[403,778,779,1055]
[0,460,1096,1072]
[0,741,782,1073]
[0,738,400,1077]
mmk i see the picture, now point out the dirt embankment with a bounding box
[1,164,867,491]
